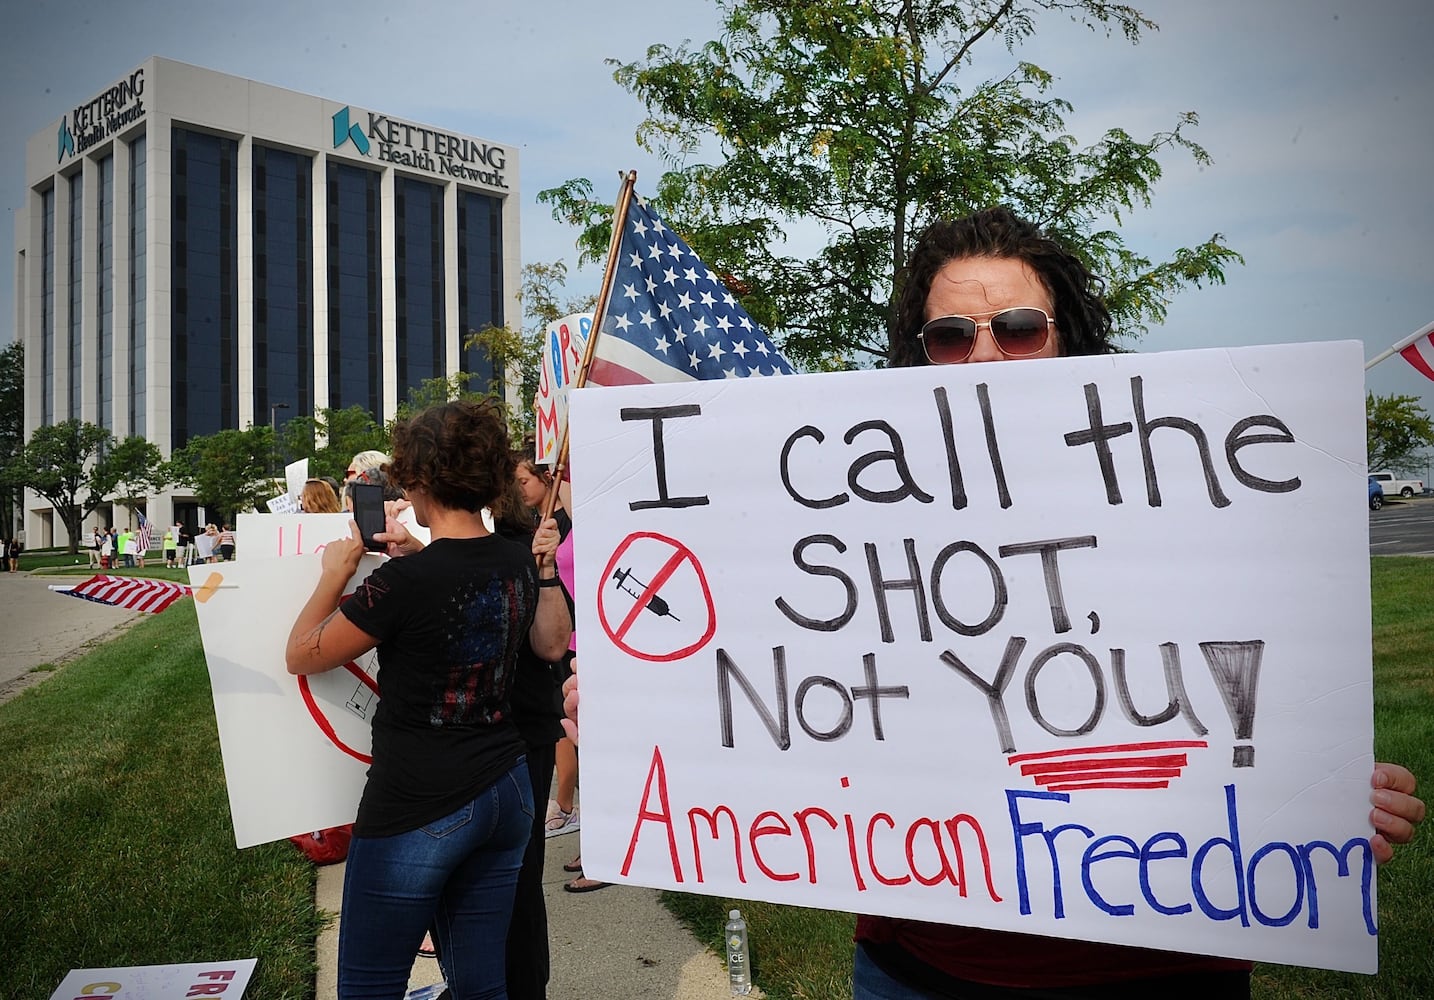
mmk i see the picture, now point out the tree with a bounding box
[0,342,22,534]
[274,406,391,485]
[2,419,112,553]
[101,435,170,527]
[540,0,1242,368]
[166,427,276,524]
[1367,392,1434,475]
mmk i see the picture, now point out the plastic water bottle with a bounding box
[725,908,751,995]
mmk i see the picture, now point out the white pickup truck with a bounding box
[1369,471,1425,498]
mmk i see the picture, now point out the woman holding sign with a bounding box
[286,399,572,1000]
[844,207,1428,998]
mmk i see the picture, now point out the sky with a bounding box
[2,0,1431,457]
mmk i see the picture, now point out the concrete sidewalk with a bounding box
[315,826,756,999]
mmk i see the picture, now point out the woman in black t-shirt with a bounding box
[287,400,572,999]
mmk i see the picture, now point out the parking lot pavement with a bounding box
[0,570,143,704]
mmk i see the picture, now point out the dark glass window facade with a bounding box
[171,127,238,448]
[253,145,313,420]
[395,176,445,402]
[129,136,147,437]
[41,187,55,424]
[68,173,83,420]
[326,161,382,414]
[96,154,114,432]
[456,191,503,387]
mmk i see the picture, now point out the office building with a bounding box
[13,57,520,543]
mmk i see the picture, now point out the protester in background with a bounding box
[5,536,20,573]
[286,399,572,998]
[118,527,134,569]
[162,525,178,568]
[300,479,342,514]
[218,524,236,562]
[100,529,114,570]
[343,450,391,511]
[88,527,103,569]
[196,524,217,564]
[513,453,581,845]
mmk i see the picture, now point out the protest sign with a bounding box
[568,341,1377,972]
[534,312,592,464]
[285,458,310,500]
[195,514,379,846]
[49,958,256,1000]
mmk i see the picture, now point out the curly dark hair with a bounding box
[890,206,1115,368]
[388,399,514,514]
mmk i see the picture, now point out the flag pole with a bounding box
[1365,319,1434,371]
[541,170,637,522]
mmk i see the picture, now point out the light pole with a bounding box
[270,402,290,475]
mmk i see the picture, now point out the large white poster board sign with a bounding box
[49,959,257,1000]
[569,341,1377,972]
[195,514,379,847]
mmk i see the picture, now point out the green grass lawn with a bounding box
[0,602,322,1000]
[663,557,1434,1000]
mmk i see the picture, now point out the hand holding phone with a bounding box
[350,483,387,552]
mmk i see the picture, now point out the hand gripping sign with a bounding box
[568,342,1380,974]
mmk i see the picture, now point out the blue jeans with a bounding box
[338,758,533,1000]
[854,943,934,1000]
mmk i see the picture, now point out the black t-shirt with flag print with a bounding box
[340,533,537,837]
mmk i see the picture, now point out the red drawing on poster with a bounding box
[598,531,716,662]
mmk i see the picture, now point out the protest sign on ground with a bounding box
[568,341,1377,972]
[49,959,256,1000]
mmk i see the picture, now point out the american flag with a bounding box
[1395,320,1434,381]
[51,575,193,614]
[136,512,153,554]
[587,194,796,386]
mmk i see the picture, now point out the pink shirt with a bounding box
[556,531,576,652]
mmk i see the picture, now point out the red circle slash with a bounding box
[598,531,716,662]
[298,660,379,764]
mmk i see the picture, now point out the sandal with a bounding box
[563,876,611,893]
[563,856,584,873]
[544,802,580,837]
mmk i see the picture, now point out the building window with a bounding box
[41,187,55,425]
[456,190,503,388]
[326,161,382,415]
[395,176,445,404]
[253,144,313,424]
[96,154,115,433]
[129,135,147,438]
[171,127,238,449]
[68,172,83,420]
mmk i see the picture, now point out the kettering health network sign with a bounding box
[331,104,509,189]
[57,66,146,163]
[569,341,1381,973]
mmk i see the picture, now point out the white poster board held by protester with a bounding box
[49,958,257,1000]
[190,546,384,847]
[285,458,310,501]
[236,512,353,560]
[569,341,1378,973]
[534,312,592,465]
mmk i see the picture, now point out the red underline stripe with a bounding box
[1007,740,1208,765]
[1032,768,1183,785]
[1046,780,1172,791]
[1020,754,1188,776]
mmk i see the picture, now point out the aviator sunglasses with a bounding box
[918,307,1054,364]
